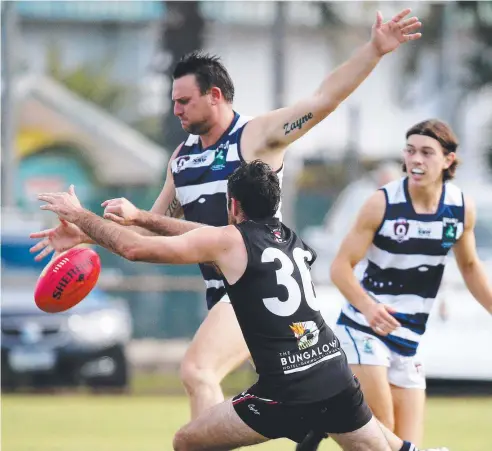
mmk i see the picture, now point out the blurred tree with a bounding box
[160,1,204,153]
[400,2,492,172]
[457,1,492,90]
[400,4,444,88]
[456,2,492,173]
[317,2,344,28]
[46,44,132,116]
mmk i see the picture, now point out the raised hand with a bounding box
[38,184,84,223]
[101,197,141,226]
[371,8,422,56]
[30,219,86,261]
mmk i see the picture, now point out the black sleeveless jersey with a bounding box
[224,218,353,404]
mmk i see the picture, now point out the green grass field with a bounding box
[2,394,491,451]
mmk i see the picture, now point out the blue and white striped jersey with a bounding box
[337,177,465,356]
[171,111,283,309]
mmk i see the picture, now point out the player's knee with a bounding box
[173,427,193,451]
[179,357,219,393]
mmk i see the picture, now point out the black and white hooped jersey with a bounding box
[171,112,283,309]
[337,177,465,356]
[225,218,353,403]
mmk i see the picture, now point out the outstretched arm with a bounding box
[453,198,492,314]
[37,187,214,264]
[241,8,422,170]
[38,189,248,282]
[36,187,226,264]
[72,209,225,265]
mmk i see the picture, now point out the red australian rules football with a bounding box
[34,247,101,313]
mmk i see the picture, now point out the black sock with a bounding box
[399,441,419,451]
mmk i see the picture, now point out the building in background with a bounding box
[15,75,167,213]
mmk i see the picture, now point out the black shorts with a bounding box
[232,375,372,444]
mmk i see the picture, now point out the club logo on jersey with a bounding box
[271,227,285,243]
[174,155,191,174]
[211,141,229,171]
[441,217,458,248]
[290,321,319,350]
[393,218,410,243]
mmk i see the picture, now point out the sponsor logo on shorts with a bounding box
[363,337,374,354]
[248,404,261,415]
[415,362,424,374]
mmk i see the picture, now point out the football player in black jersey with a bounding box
[39,161,448,451]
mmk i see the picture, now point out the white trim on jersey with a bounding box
[444,182,464,206]
[385,179,407,204]
[176,180,228,206]
[226,143,240,162]
[205,279,225,289]
[384,177,463,207]
[366,245,448,270]
[230,115,253,134]
[184,134,199,146]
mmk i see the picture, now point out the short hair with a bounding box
[227,160,281,220]
[173,51,235,103]
[403,119,459,182]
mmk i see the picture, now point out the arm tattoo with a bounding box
[165,196,182,218]
[283,112,314,135]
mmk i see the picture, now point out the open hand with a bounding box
[371,8,422,56]
[29,219,86,261]
[38,185,84,223]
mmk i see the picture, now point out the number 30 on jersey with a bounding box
[261,247,319,316]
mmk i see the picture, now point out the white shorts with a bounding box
[335,325,426,390]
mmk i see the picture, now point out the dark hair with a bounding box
[173,51,235,103]
[403,119,459,182]
[227,160,281,220]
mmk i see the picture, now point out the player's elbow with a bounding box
[119,245,138,262]
[119,243,146,262]
[330,259,340,286]
[458,258,479,276]
[314,91,341,117]
[173,428,196,451]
